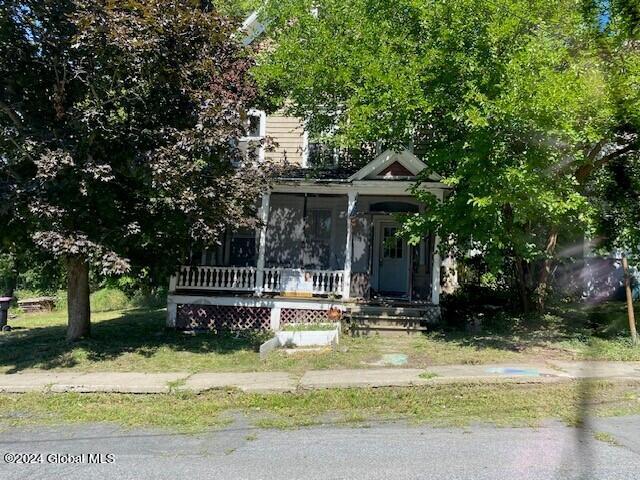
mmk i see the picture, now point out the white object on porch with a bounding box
[175,265,258,291]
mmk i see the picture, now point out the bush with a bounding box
[54,290,67,311]
[130,287,168,310]
[90,288,130,312]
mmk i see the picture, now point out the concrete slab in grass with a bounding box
[181,372,297,393]
[428,364,570,380]
[548,361,640,379]
[49,372,189,394]
[301,368,428,389]
[301,365,569,390]
[0,373,85,393]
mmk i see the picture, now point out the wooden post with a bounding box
[168,273,178,293]
[431,235,441,305]
[343,191,358,300]
[622,255,638,345]
[255,192,271,297]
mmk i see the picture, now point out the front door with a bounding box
[376,222,409,296]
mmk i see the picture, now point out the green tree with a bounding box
[586,0,640,257]
[254,0,639,311]
[0,0,266,339]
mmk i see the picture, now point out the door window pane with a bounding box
[383,226,403,259]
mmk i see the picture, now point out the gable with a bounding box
[377,161,414,178]
[348,148,441,181]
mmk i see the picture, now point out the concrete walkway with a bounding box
[0,361,639,394]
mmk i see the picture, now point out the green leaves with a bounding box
[0,0,266,279]
[256,0,639,275]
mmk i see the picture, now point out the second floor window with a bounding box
[239,109,266,163]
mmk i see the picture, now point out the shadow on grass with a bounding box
[0,309,268,373]
[432,301,633,356]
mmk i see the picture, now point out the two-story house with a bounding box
[166,11,450,334]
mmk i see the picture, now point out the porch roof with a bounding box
[274,148,447,190]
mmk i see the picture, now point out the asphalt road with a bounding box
[1,417,640,479]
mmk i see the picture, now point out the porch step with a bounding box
[345,310,439,336]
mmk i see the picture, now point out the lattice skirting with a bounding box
[176,304,270,331]
[419,305,442,324]
[280,308,340,325]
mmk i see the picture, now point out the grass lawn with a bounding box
[0,301,639,374]
[0,381,639,431]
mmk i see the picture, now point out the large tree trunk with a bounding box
[534,229,559,313]
[66,256,90,341]
[513,257,532,313]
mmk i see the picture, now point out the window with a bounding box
[248,114,262,138]
[239,109,266,163]
[305,209,332,268]
[306,142,339,168]
[383,226,403,259]
[229,229,256,267]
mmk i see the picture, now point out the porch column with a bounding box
[431,234,441,305]
[255,192,271,296]
[343,191,358,300]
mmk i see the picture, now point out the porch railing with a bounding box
[172,266,344,296]
[262,268,344,296]
[174,265,258,292]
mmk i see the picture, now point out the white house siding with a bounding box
[265,115,306,166]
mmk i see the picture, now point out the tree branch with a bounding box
[576,142,638,184]
[0,99,23,130]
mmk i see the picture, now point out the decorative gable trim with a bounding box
[348,148,441,181]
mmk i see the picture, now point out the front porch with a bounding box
[167,149,449,332]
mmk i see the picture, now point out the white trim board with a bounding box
[271,181,448,196]
[167,294,346,311]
